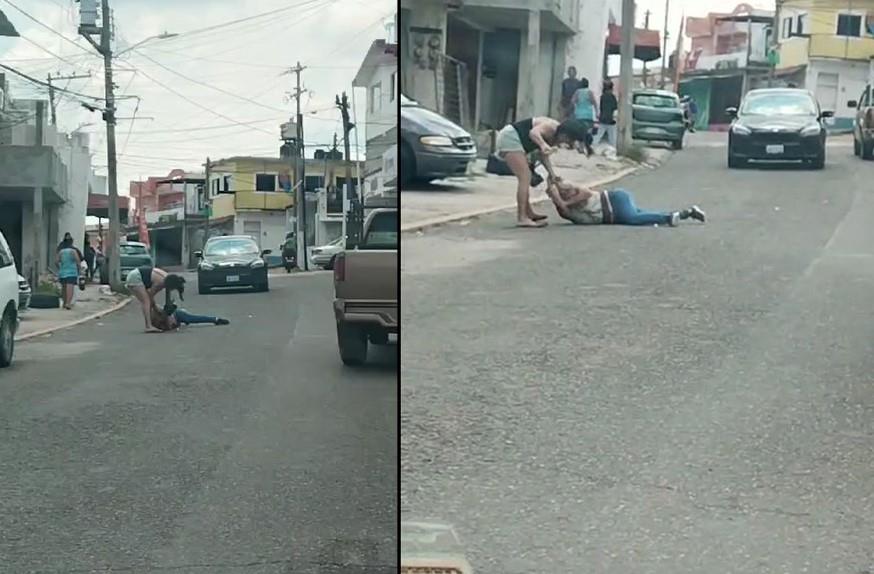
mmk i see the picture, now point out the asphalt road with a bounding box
[401,137,874,573]
[1,273,397,573]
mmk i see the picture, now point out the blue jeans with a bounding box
[173,308,217,325]
[608,189,672,226]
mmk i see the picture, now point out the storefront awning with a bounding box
[87,193,130,223]
[606,24,661,62]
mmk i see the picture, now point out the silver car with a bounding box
[311,236,345,270]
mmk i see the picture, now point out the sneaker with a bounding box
[687,205,706,223]
[669,212,680,227]
[215,318,230,325]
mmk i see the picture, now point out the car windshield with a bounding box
[741,93,817,116]
[119,244,147,256]
[361,212,398,250]
[205,238,259,256]
[634,94,678,108]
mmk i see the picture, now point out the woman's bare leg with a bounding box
[506,152,546,226]
[130,286,155,330]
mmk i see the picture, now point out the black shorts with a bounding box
[59,276,78,285]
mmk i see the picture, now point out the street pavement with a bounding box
[1,274,397,573]
[401,134,874,572]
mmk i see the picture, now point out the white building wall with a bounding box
[233,210,287,253]
[364,63,397,144]
[566,0,621,93]
[56,132,91,250]
[807,58,868,128]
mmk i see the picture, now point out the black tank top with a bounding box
[512,118,538,154]
[139,266,154,289]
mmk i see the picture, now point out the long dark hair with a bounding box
[164,274,186,301]
[554,119,592,145]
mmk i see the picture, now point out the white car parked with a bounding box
[0,231,20,367]
[310,236,345,270]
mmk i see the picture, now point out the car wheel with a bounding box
[854,136,861,157]
[259,282,270,293]
[400,142,415,188]
[0,307,15,368]
[862,139,874,160]
[727,151,743,169]
[337,322,367,366]
[671,137,684,150]
[325,255,336,271]
[198,280,210,295]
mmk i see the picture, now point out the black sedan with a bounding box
[400,94,477,187]
[727,88,833,169]
[196,235,271,294]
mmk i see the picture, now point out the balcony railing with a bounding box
[808,34,874,61]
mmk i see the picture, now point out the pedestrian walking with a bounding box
[559,66,583,121]
[56,234,81,310]
[572,78,598,156]
[123,265,186,332]
[493,117,592,228]
[83,235,96,282]
[545,176,706,227]
[593,80,618,148]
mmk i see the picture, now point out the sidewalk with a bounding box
[401,145,672,232]
[16,283,130,341]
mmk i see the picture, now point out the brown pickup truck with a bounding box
[333,208,398,366]
[849,84,874,159]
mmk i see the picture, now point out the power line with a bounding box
[20,34,94,71]
[1,0,95,56]
[0,62,104,101]
[133,67,278,137]
[133,52,289,114]
[311,10,394,65]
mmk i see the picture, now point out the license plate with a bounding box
[765,144,784,154]
[226,275,240,283]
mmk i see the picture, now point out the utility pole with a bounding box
[336,92,354,242]
[79,0,121,291]
[643,10,651,88]
[47,72,91,125]
[204,157,211,247]
[660,0,670,88]
[287,62,308,271]
[770,0,783,87]
[618,0,636,155]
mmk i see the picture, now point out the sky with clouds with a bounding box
[0,0,395,197]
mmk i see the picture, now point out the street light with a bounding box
[115,31,178,57]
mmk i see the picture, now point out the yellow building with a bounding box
[776,1,874,130]
[207,154,362,255]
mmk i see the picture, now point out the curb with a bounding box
[16,296,133,342]
[401,165,641,233]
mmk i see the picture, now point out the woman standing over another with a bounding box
[494,116,592,228]
[124,265,186,333]
[572,78,598,156]
[56,235,81,310]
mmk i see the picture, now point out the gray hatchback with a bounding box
[400,94,477,186]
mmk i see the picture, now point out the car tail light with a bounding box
[334,253,345,282]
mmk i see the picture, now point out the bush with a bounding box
[36,279,60,297]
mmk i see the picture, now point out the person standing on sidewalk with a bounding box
[559,66,582,120]
[83,235,96,282]
[56,236,81,310]
[571,78,598,156]
[593,80,618,149]
[494,117,592,228]
[545,177,706,227]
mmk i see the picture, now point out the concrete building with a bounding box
[775,0,874,132]
[129,170,206,268]
[680,3,775,129]
[0,88,104,284]
[206,154,362,258]
[399,0,649,145]
[353,30,398,202]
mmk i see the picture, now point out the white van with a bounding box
[0,231,19,367]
